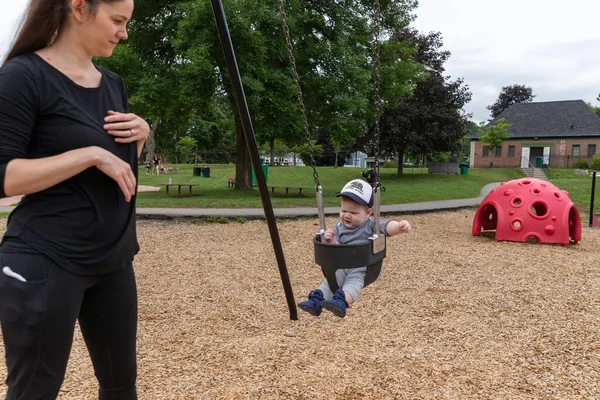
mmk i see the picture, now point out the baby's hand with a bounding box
[323,229,335,243]
[398,220,411,233]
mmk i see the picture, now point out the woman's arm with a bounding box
[4,146,137,202]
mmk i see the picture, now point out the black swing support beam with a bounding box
[210,0,298,320]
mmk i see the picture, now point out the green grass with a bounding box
[3,165,596,214]
[546,168,599,217]
[136,164,525,208]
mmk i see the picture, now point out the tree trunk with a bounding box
[233,107,252,189]
[334,150,339,168]
[173,132,180,164]
[144,118,160,164]
[396,148,405,176]
[269,138,275,165]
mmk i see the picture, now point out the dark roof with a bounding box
[488,100,600,138]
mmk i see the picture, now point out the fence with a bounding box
[546,155,596,169]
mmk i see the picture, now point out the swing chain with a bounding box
[372,0,382,191]
[277,0,320,189]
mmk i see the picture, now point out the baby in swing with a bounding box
[298,179,411,317]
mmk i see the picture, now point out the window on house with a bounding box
[587,144,596,157]
[482,147,489,157]
[508,145,515,157]
[495,146,502,157]
[572,145,580,157]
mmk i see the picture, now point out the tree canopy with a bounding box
[377,28,472,175]
[96,0,443,186]
[478,118,512,166]
[487,84,535,119]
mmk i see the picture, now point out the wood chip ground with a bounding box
[0,210,599,399]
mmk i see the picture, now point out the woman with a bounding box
[0,0,148,398]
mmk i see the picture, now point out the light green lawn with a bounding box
[135,164,525,208]
[546,168,599,218]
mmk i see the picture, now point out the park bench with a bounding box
[159,183,199,197]
[427,162,458,174]
[267,185,308,196]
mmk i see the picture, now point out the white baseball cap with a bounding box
[336,179,373,207]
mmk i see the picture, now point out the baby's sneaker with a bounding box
[320,289,348,317]
[298,289,324,316]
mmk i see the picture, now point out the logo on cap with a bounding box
[349,180,364,194]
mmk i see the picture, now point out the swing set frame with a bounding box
[210,0,386,319]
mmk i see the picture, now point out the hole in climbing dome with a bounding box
[530,201,548,218]
[511,197,523,207]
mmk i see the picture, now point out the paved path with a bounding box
[0,183,500,218]
[0,185,162,207]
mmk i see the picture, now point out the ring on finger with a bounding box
[130,129,135,136]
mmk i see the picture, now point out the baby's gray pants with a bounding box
[318,266,367,302]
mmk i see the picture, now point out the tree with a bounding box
[260,140,290,164]
[176,136,198,164]
[174,0,420,187]
[377,28,472,176]
[455,120,480,158]
[292,141,324,166]
[478,118,512,167]
[487,84,535,119]
[588,101,600,119]
[99,0,420,183]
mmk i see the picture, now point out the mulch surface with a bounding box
[0,209,599,399]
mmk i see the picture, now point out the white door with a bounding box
[469,141,475,167]
[543,147,550,166]
[521,147,530,168]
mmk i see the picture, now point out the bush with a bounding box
[573,159,589,169]
[592,153,600,170]
[383,161,397,168]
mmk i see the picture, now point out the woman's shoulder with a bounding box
[1,53,41,76]
[95,64,124,85]
[0,53,42,92]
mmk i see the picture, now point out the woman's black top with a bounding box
[0,53,139,275]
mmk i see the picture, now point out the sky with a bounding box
[1,0,599,123]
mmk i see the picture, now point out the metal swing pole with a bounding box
[590,171,597,228]
[210,0,298,320]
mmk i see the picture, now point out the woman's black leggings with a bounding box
[0,251,138,400]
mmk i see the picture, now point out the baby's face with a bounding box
[339,197,372,229]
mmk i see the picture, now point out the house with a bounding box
[344,151,368,168]
[470,100,600,168]
[344,151,402,168]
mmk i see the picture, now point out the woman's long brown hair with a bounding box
[5,0,121,62]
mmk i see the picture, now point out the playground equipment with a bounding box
[589,171,600,228]
[278,0,387,293]
[211,1,296,320]
[472,178,581,245]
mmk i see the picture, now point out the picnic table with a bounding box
[267,185,308,196]
[159,183,199,197]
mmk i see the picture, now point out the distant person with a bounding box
[153,154,160,175]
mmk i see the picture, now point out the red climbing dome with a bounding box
[472,178,581,245]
